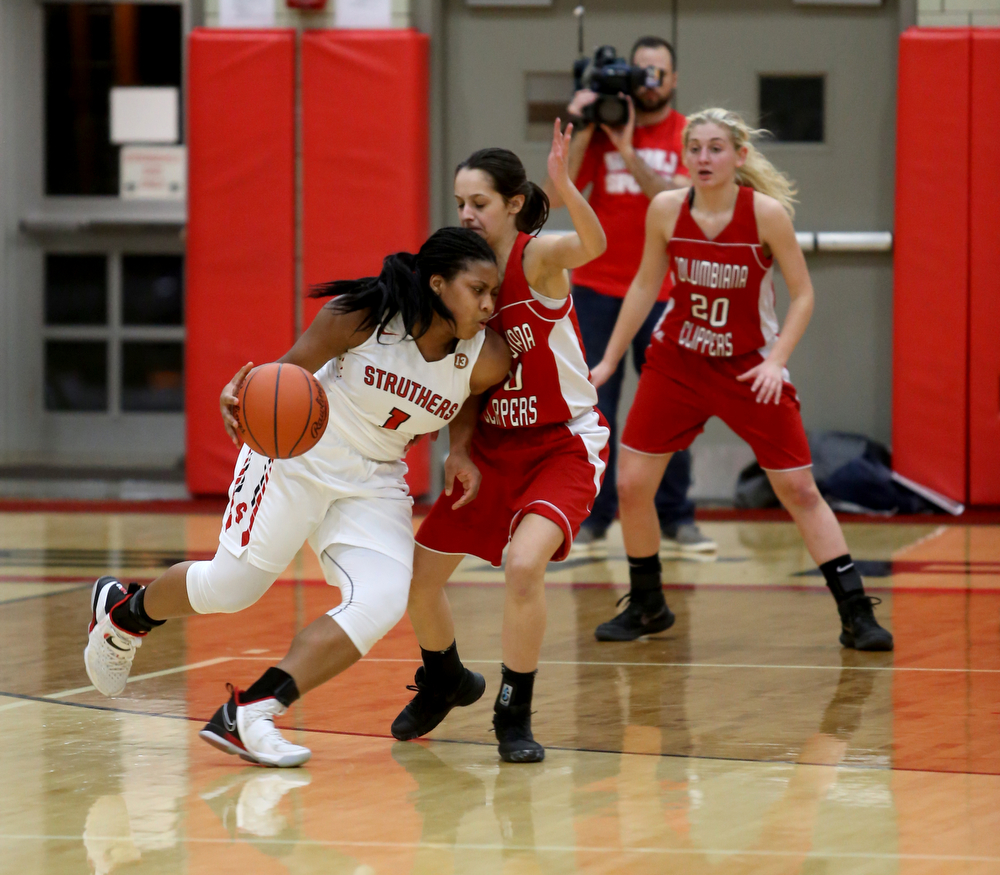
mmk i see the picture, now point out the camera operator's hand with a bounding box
[567,88,598,122]
[600,94,636,157]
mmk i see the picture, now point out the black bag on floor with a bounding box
[732,432,936,515]
[811,431,934,514]
[733,461,779,509]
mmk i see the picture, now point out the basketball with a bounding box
[235,363,329,459]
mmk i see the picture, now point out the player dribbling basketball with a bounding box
[391,121,611,762]
[83,227,512,766]
[589,108,893,650]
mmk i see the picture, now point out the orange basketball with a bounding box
[235,363,329,459]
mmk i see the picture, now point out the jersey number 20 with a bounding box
[382,407,411,430]
[691,294,730,328]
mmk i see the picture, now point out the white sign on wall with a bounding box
[219,0,276,27]
[336,0,392,28]
[110,87,179,144]
[120,145,186,201]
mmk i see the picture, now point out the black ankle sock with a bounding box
[495,664,536,711]
[819,554,865,604]
[421,641,464,688]
[110,586,165,635]
[244,666,300,707]
[627,554,664,606]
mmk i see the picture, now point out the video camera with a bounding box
[572,45,661,127]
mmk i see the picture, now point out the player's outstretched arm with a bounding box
[543,96,596,209]
[590,191,678,387]
[527,119,608,300]
[736,194,815,404]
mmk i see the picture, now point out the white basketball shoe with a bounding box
[200,685,312,768]
[84,576,144,697]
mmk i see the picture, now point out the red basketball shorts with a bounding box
[621,340,812,471]
[416,409,610,566]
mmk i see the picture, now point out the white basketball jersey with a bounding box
[315,313,488,462]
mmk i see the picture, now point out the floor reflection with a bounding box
[0,512,998,873]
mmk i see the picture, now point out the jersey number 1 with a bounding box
[382,407,411,430]
[503,362,523,392]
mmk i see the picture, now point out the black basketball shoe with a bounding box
[838,594,894,651]
[391,666,486,740]
[594,594,675,642]
[493,704,545,763]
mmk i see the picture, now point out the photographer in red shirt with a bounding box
[546,36,714,551]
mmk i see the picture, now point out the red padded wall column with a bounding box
[302,30,431,495]
[301,30,429,322]
[186,30,296,495]
[892,29,971,503]
[969,30,1000,504]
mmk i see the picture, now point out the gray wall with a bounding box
[440,0,678,225]
[0,0,46,466]
[0,0,906,494]
[435,0,902,498]
[0,0,186,469]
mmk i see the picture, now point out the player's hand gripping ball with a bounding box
[235,363,329,459]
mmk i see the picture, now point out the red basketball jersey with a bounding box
[481,233,597,429]
[655,186,778,358]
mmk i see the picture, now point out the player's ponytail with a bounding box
[310,226,496,341]
[683,108,798,219]
[518,182,550,235]
[457,148,550,235]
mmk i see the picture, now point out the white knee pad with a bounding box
[186,545,280,615]
[319,545,410,655]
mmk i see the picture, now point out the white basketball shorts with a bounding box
[218,425,415,576]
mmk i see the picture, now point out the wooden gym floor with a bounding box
[0,507,997,874]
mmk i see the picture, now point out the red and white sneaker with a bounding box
[199,685,312,768]
[84,576,144,697]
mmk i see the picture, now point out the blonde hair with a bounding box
[682,108,798,219]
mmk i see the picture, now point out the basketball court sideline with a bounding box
[1,508,998,874]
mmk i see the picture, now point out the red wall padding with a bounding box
[969,30,1000,504]
[892,29,971,503]
[302,30,431,495]
[186,30,296,495]
[301,30,429,323]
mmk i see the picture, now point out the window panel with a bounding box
[45,254,107,325]
[44,3,183,195]
[122,254,183,325]
[45,340,108,411]
[759,75,825,143]
[526,72,574,142]
[121,341,183,412]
